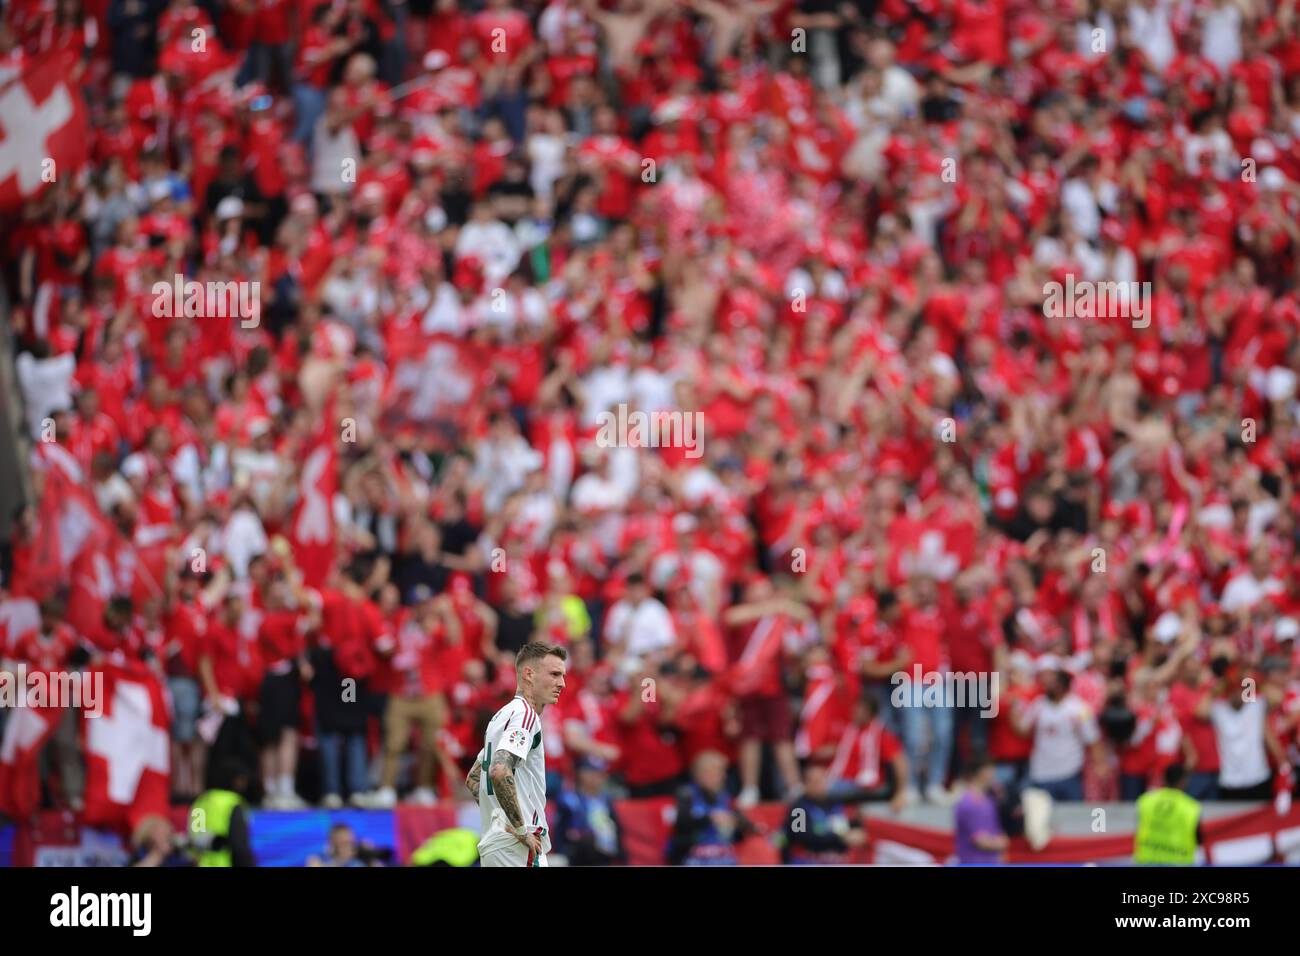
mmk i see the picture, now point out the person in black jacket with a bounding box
[781,762,867,865]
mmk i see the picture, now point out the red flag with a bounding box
[291,421,338,588]
[81,662,171,833]
[886,513,977,585]
[0,701,62,820]
[66,547,119,643]
[18,448,113,601]
[0,51,90,212]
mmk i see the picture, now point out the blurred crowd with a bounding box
[2,0,1300,848]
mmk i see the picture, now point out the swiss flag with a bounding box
[0,703,62,820]
[886,513,977,585]
[66,547,119,643]
[0,51,90,212]
[291,417,338,588]
[81,662,171,833]
[17,446,113,601]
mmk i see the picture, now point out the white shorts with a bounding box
[479,841,549,868]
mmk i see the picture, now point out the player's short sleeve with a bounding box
[492,702,533,760]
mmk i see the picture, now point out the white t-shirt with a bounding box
[478,695,551,855]
[1210,700,1270,789]
[1220,571,1284,613]
[1026,694,1100,783]
[1201,3,1242,73]
[604,597,676,661]
[455,219,521,284]
[1128,0,1175,72]
[16,351,75,438]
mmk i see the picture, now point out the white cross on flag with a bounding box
[81,662,172,832]
[886,513,977,585]
[0,51,89,212]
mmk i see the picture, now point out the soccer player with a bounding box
[465,641,568,867]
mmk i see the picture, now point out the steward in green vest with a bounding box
[1133,764,1202,865]
[189,757,258,867]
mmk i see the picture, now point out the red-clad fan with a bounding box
[10,599,79,674]
[825,693,909,812]
[613,665,686,799]
[723,576,811,807]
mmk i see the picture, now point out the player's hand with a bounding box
[518,830,543,857]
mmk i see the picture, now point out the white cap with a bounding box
[1153,610,1182,644]
[1277,618,1300,642]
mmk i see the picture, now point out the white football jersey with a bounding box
[478,695,551,855]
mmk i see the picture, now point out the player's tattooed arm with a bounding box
[488,749,524,827]
[465,760,482,800]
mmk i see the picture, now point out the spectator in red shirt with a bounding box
[368,588,462,807]
[615,658,687,798]
[163,567,210,801]
[893,574,956,804]
[826,693,910,812]
[1168,652,1222,800]
[256,576,314,808]
[198,592,260,796]
[723,578,812,807]
[944,573,1001,774]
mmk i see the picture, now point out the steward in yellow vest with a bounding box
[1133,764,1202,865]
[189,758,258,867]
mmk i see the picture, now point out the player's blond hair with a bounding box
[516,641,567,672]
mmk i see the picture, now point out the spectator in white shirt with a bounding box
[1203,663,1288,800]
[603,573,676,670]
[311,90,360,197]
[472,413,543,513]
[570,451,630,555]
[1201,0,1243,73]
[219,490,269,579]
[16,341,76,439]
[1220,546,1285,615]
[650,515,725,616]
[454,200,521,286]
[1128,0,1176,73]
[1016,664,1108,801]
